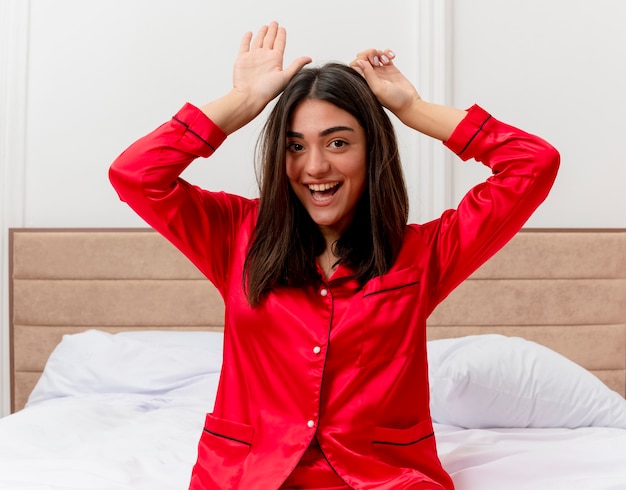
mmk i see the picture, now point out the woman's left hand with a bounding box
[351,49,466,141]
[350,49,421,122]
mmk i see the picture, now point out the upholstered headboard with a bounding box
[9,229,223,412]
[9,228,626,412]
[428,229,626,396]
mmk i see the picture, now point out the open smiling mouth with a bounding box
[309,182,342,202]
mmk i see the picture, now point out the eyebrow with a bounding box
[286,126,355,138]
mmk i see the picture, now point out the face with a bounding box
[286,99,367,242]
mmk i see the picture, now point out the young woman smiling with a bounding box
[110,21,559,490]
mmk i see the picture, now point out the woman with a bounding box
[110,22,559,490]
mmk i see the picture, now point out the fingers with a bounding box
[351,48,396,73]
[251,24,269,50]
[349,58,371,78]
[284,56,313,79]
[378,49,396,65]
[234,22,310,100]
[247,21,282,51]
[273,23,287,52]
[262,21,279,49]
[239,31,253,54]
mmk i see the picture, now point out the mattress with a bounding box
[1,330,625,489]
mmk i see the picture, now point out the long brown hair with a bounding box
[244,63,408,306]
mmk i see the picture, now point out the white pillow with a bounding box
[28,329,224,406]
[427,334,626,429]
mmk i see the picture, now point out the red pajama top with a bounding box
[109,103,559,489]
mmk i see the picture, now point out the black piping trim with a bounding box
[173,116,216,151]
[362,280,420,298]
[457,115,492,157]
[203,428,252,446]
[373,431,434,447]
[319,444,350,486]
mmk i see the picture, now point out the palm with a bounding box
[233,50,289,102]
[232,23,311,108]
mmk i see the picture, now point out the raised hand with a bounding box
[201,22,311,135]
[233,22,312,107]
[350,49,421,123]
[350,49,465,141]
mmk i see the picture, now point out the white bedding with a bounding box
[0,393,210,490]
[437,425,626,490]
[2,330,625,490]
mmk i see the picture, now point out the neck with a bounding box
[319,241,339,280]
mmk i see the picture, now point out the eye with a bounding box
[287,142,304,152]
[330,140,347,149]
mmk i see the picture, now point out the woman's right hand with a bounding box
[201,22,311,135]
[233,22,311,112]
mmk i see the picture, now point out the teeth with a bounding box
[309,182,339,192]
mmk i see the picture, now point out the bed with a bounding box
[5,228,626,489]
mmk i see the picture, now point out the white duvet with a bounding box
[437,425,626,490]
[1,330,625,490]
[0,393,212,490]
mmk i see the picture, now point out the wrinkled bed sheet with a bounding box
[1,377,626,490]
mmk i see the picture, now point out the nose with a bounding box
[303,146,331,177]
